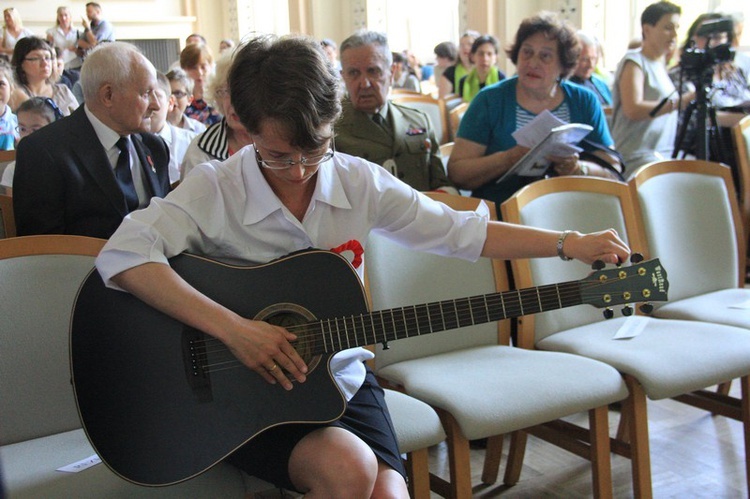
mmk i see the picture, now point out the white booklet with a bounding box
[497,111,593,183]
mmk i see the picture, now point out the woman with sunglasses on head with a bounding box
[96,35,628,497]
[8,37,78,115]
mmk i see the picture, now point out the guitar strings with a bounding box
[191,273,649,373]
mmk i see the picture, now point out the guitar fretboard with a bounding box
[310,281,583,354]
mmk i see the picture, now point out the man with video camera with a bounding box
[670,13,750,165]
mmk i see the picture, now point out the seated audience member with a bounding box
[219,38,235,54]
[1,96,63,187]
[46,6,82,72]
[391,52,420,92]
[13,42,170,238]
[570,31,612,106]
[438,29,479,99]
[610,1,692,176]
[449,12,620,213]
[0,61,16,150]
[321,38,342,72]
[166,68,206,133]
[335,30,457,193]
[670,12,750,165]
[75,1,115,59]
[9,37,78,115]
[181,51,252,179]
[151,72,198,184]
[457,35,505,102]
[95,34,630,497]
[1,8,33,58]
[180,43,221,126]
[433,40,457,87]
[52,47,75,89]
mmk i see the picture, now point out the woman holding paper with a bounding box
[448,12,619,213]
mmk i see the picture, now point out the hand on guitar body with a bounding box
[111,261,309,391]
[221,316,308,390]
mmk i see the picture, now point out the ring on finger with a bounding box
[267,363,278,372]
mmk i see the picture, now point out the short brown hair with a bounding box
[507,11,581,79]
[180,43,213,69]
[228,35,341,150]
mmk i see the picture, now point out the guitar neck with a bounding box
[311,280,582,354]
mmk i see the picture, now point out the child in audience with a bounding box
[165,68,206,134]
[1,96,62,187]
[151,72,199,184]
[0,62,17,151]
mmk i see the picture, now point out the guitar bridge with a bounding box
[182,328,213,403]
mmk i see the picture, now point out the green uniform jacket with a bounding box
[335,99,455,192]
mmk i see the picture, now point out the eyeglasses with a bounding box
[254,139,335,170]
[171,90,188,99]
[24,56,53,64]
[16,125,43,135]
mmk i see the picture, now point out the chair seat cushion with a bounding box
[654,289,750,329]
[0,429,254,498]
[377,345,627,440]
[537,316,750,400]
[383,389,446,453]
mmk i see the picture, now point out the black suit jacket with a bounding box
[13,106,170,238]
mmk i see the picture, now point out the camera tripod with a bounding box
[672,66,729,164]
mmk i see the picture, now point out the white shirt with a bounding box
[46,25,82,68]
[97,147,489,399]
[158,123,197,184]
[84,105,149,208]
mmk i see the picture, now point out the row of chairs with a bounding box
[366,159,750,497]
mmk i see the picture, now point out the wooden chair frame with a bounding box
[367,192,618,498]
[0,234,106,258]
[732,115,750,274]
[502,175,750,498]
[629,159,746,288]
[0,194,15,238]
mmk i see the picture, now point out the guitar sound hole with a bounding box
[254,303,322,375]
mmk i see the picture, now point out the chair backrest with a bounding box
[0,149,15,171]
[449,102,469,140]
[390,94,448,145]
[732,115,750,246]
[0,235,106,445]
[365,192,509,370]
[0,192,15,238]
[501,176,646,346]
[629,160,744,301]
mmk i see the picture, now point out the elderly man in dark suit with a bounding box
[335,30,457,194]
[13,42,170,238]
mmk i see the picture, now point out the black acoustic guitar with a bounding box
[70,250,668,486]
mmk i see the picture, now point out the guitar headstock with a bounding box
[580,255,668,318]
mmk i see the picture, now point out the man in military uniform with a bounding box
[335,30,457,194]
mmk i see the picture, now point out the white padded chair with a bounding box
[501,176,750,497]
[630,160,750,330]
[0,236,258,497]
[366,192,628,498]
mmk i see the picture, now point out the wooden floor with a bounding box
[428,383,746,498]
[254,384,746,498]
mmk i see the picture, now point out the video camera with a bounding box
[681,18,735,76]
